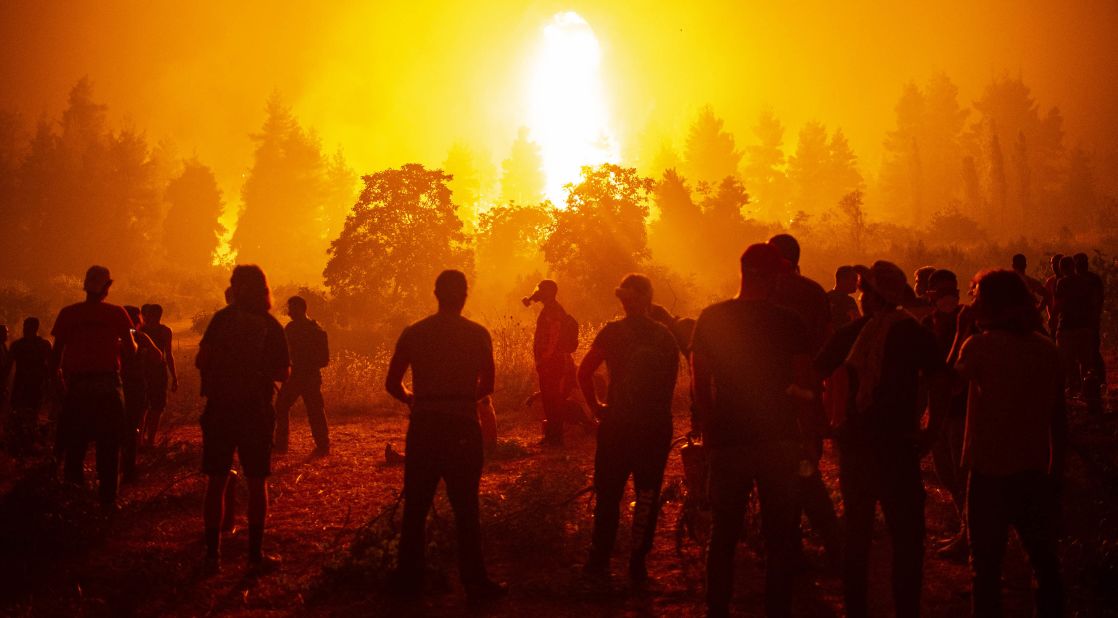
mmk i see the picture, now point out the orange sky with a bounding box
[3,0,1117,210]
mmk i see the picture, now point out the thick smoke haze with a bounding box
[3,0,1117,208]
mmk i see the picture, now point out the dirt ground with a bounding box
[2,362,1117,616]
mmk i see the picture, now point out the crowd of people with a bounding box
[0,235,1106,616]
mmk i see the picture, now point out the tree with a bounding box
[233,93,328,284]
[541,164,653,319]
[648,169,702,278]
[163,160,225,272]
[500,127,545,205]
[788,121,831,216]
[682,105,741,188]
[475,202,553,307]
[742,109,790,220]
[323,164,472,322]
[828,129,864,198]
[835,190,871,250]
[321,148,358,245]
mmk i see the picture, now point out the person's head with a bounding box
[229,264,272,314]
[522,279,559,306]
[22,317,39,338]
[834,265,858,294]
[140,303,163,325]
[927,269,960,313]
[739,243,787,300]
[1074,252,1090,274]
[913,266,936,297]
[1059,256,1077,278]
[1011,253,1027,272]
[435,269,469,313]
[1050,253,1064,277]
[83,265,113,301]
[286,295,308,319]
[124,305,142,327]
[860,261,911,315]
[972,269,1040,333]
[615,274,654,316]
[767,234,801,268]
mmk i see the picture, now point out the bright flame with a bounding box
[527,11,619,205]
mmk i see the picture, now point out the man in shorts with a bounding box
[196,265,289,571]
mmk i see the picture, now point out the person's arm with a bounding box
[921,326,952,454]
[476,331,495,402]
[577,343,607,419]
[165,328,178,391]
[268,323,291,384]
[384,329,414,407]
[118,308,137,360]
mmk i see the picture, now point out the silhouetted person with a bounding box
[815,261,951,618]
[1054,255,1096,399]
[385,270,506,603]
[768,233,841,570]
[0,325,8,407]
[1013,253,1051,315]
[5,318,52,452]
[909,265,937,322]
[120,305,162,483]
[274,295,330,455]
[578,274,680,584]
[693,243,816,618]
[196,265,290,571]
[139,303,177,447]
[955,270,1066,617]
[922,269,968,559]
[1075,252,1106,397]
[1043,254,1063,337]
[828,265,861,332]
[50,266,137,508]
[524,279,579,446]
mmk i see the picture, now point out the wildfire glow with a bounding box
[527,11,619,205]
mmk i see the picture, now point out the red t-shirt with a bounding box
[51,301,134,374]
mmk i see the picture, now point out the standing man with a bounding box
[274,295,330,456]
[5,318,52,452]
[1075,252,1107,400]
[50,266,136,508]
[196,265,290,571]
[578,274,680,583]
[524,279,579,446]
[0,325,9,411]
[385,270,506,603]
[120,306,161,483]
[768,233,842,570]
[1043,254,1064,337]
[955,270,1066,617]
[693,243,816,618]
[139,303,177,447]
[1055,255,1095,399]
[1012,253,1052,313]
[814,261,951,618]
[828,265,861,332]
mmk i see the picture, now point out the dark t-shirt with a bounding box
[921,306,962,357]
[774,273,831,353]
[1055,274,1093,332]
[692,299,809,447]
[9,336,52,403]
[51,301,134,374]
[198,305,288,403]
[393,313,494,416]
[590,315,680,432]
[815,315,945,439]
[285,317,326,373]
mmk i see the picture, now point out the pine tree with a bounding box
[682,105,741,188]
[163,160,225,271]
[500,127,545,205]
[742,109,790,220]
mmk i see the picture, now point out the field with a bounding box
[1,329,1117,617]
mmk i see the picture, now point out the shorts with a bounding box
[200,399,275,478]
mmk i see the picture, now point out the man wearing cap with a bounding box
[693,243,816,618]
[523,279,578,446]
[50,265,136,507]
[577,274,680,583]
[814,260,951,618]
[767,234,841,570]
[385,270,506,603]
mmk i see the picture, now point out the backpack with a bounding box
[558,312,580,354]
[307,323,330,369]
